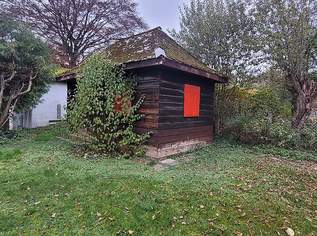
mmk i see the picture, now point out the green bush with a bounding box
[224,87,317,151]
[214,85,247,135]
[226,115,269,144]
[67,54,149,158]
[225,87,290,143]
[227,117,317,151]
[292,122,317,150]
[269,120,317,150]
[0,129,18,144]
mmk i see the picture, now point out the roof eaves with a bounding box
[56,72,77,81]
[161,57,227,83]
[123,56,228,83]
[56,55,228,83]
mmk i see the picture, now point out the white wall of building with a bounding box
[13,82,67,129]
[310,99,317,121]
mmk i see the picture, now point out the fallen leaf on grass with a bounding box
[285,227,295,236]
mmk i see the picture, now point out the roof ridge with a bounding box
[114,27,163,42]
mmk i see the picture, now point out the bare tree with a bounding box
[1,0,147,68]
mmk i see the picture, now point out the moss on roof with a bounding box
[57,27,222,80]
[55,66,78,78]
[103,27,217,75]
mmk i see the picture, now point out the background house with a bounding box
[12,82,67,129]
[310,99,317,120]
[58,27,227,158]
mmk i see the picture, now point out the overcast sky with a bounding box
[136,0,189,32]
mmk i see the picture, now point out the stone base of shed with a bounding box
[146,139,210,159]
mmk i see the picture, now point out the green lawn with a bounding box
[1,126,317,235]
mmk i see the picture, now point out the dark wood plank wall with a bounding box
[66,66,215,148]
[159,68,215,129]
[134,68,160,146]
[155,67,215,146]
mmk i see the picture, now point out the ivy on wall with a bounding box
[67,54,149,158]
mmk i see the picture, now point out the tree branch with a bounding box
[13,74,36,99]
[0,70,16,111]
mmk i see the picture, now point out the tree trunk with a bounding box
[292,93,311,128]
[289,72,317,128]
[0,98,13,128]
[68,52,79,68]
[1,119,9,130]
[0,108,11,128]
[292,82,317,128]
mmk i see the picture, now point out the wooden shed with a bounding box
[58,27,227,158]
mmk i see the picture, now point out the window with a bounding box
[57,104,62,119]
[184,84,200,117]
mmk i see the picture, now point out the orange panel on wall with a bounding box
[114,97,122,112]
[184,84,200,117]
[114,96,131,112]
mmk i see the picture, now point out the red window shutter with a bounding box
[114,97,122,112]
[114,96,131,112]
[184,84,200,117]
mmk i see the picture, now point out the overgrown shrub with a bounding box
[227,116,317,150]
[0,129,18,144]
[67,54,148,158]
[226,115,270,144]
[269,120,317,150]
[224,86,317,150]
[214,84,247,135]
[225,87,289,142]
[289,122,317,150]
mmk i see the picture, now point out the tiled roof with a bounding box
[103,27,219,76]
